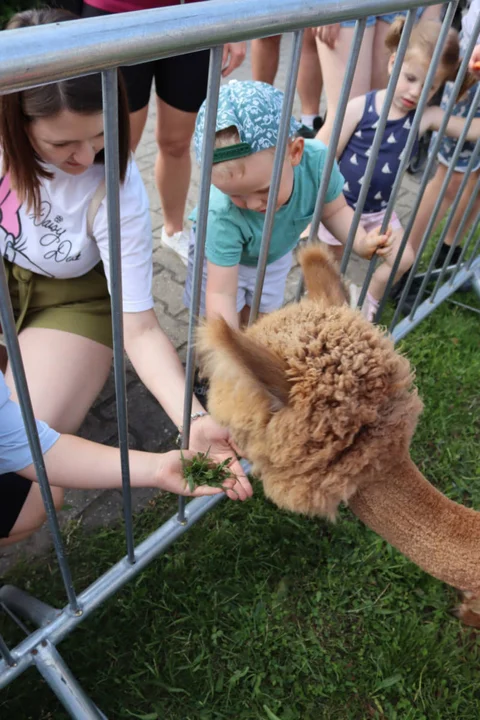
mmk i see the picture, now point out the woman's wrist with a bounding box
[176,411,210,446]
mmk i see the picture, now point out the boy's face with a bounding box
[211,138,304,213]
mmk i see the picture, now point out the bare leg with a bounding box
[316,25,375,146]
[409,164,461,255]
[371,19,391,90]
[443,168,480,247]
[5,328,112,433]
[2,327,111,547]
[155,97,197,236]
[129,105,149,152]
[251,36,282,85]
[297,28,323,118]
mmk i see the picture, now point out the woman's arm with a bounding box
[19,436,232,497]
[123,310,252,500]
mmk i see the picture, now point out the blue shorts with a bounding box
[433,82,480,173]
[340,8,424,28]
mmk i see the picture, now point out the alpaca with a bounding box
[197,245,480,627]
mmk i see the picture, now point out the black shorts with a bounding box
[0,472,32,539]
[82,5,210,113]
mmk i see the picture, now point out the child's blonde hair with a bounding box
[386,17,476,99]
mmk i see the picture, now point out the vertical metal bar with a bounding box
[389,7,480,330]
[431,171,480,300]
[295,17,367,302]
[33,641,106,719]
[0,261,79,612]
[0,635,15,668]
[179,45,224,524]
[467,231,480,269]
[339,9,417,279]
[372,0,458,321]
[249,29,304,324]
[451,213,480,278]
[407,126,480,317]
[102,69,135,563]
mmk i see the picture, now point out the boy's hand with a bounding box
[469,45,480,79]
[155,450,238,498]
[357,226,393,259]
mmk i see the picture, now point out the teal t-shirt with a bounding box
[189,140,345,267]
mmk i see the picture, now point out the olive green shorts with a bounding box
[3,260,113,348]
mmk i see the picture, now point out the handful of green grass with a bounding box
[181,450,233,493]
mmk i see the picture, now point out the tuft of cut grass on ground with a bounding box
[1,250,479,719]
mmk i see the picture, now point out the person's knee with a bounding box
[156,128,192,158]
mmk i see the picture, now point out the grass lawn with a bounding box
[1,262,479,719]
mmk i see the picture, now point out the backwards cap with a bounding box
[194,79,302,164]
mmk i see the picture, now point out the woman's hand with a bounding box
[187,415,253,501]
[154,449,238,497]
[315,24,341,49]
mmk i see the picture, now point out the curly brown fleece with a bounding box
[198,245,480,626]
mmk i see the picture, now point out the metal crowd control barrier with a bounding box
[0,0,479,716]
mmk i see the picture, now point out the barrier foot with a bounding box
[33,640,107,719]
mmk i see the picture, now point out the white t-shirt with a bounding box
[0,157,153,313]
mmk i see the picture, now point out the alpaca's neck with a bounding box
[348,456,480,593]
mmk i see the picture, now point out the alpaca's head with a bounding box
[197,247,423,518]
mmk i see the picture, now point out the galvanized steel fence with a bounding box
[0,0,479,716]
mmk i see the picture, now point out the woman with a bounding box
[0,8,252,537]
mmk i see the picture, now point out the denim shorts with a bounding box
[433,82,480,173]
[340,8,424,28]
[183,229,293,315]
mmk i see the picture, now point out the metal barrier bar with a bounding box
[340,8,416,277]
[448,213,480,284]
[295,17,367,302]
[466,221,480,270]
[0,0,442,93]
[389,10,480,329]
[431,162,480,301]
[102,69,135,563]
[0,493,226,688]
[180,45,224,523]
[0,635,15,668]
[249,29,304,323]
[0,587,59,628]
[407,131,480,318]
[371,0,458,321]
[391,256,480,342]
[0,260,79,613]
[33,641,107,719]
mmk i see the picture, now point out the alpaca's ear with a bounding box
[298,244,349,307]
[197,318,290,411]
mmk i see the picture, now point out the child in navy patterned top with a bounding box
[317,17,480,321]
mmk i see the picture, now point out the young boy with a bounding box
[183,80,392,328]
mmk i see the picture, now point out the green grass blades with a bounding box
[1,266,479,718]
[181,449,233,493]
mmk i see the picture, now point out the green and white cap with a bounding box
[194,79,301,165]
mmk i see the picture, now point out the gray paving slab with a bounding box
[0,35,419,574]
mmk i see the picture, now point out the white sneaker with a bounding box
[161,227,189,266]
